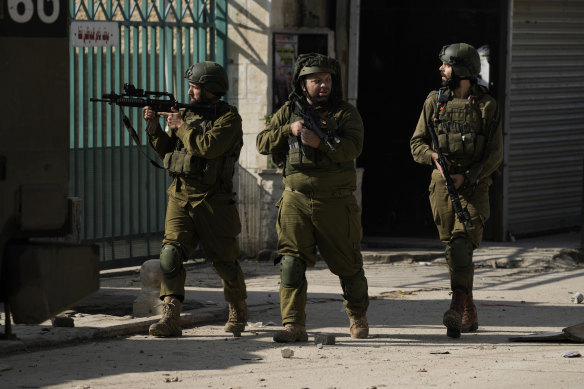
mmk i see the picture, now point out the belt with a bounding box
[284,186,353,199]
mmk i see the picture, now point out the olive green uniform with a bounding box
[146,102,247,303]
[256,99,368,326]
[410,85,503,292]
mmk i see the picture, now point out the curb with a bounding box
[362,251,444,264]
[0,306,227,355]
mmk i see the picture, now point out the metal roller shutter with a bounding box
[505,0,584,236]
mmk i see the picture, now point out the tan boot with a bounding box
[149,296,182,337]
[273,323,308,343]
[461,292,478,333]
[350,317,369,339]
[443,289,467,339]
[224,300,247,335]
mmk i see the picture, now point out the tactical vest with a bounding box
[284,107,353,175]
[436,93,489,168]
[163,104,241,188]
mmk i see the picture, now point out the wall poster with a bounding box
[273,33,298,110]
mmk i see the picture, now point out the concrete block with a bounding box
[133,259,163,317]
[314,334,335,345]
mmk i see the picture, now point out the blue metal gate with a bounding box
[69,0,226,267]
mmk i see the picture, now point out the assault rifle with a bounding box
[428,89,473,232]
[293,99,339,152]
[90,83,217,169]
[90,83,217,117]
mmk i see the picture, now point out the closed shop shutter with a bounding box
[506,0,584,236]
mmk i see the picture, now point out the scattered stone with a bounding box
[281,348,294,358]
[314,334,335,345]
[563,350,581,358]
[51,316,74,327]
[572,293,583,304]
[554,249,584,264]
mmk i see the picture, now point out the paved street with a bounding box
[0,231,583,388]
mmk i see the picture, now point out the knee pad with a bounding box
[212,261,239,282]
[280,255,306,288]
[446,237,474,269]
[340,268,368,302]
[160,244,183,278]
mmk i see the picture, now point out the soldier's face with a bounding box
[188,82,215,103]
[440,62,452,82]
[303,72,332,104]
[188,82,203,103]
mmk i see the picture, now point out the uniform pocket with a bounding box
[448,132,476,156]
[163,152,173,170]
[448,133,464,154]
[346,203,362,249]
[201,158,219,185]
[472,134,486,161]
[438,133,449,151]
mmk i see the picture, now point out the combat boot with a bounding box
[224,300,247,335]
[350,316,369,339]
[149,296,182,337]
[442,289,467,339]
[461,293,479,333]
[273,323,308,343]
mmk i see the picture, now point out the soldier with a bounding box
[143,61,248,337]
[256,53,369,342]
[410,43,503,338]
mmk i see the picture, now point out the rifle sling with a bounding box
[121,109,164,170]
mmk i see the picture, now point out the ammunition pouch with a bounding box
[163,149,204,179]
[437,97,487,161]
[287,136,316,169]
[164,149,236,186]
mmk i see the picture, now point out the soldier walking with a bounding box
[257,53,369,342]
[410,43,503,338]
[143,61,248,337]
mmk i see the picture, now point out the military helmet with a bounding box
[439,43,481,78]
[289,53,342,103]
[184,61,229,96]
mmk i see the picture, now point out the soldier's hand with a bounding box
[290,120,304,136]
[300,126,321,148]
[159,107,184,129]
[432,152,452,181]
[450,174,465,190]
[143,106,157,121]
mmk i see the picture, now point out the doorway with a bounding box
[356,1,505,238]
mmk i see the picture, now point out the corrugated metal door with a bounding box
[69,0,227,267]
[505,0,584,237]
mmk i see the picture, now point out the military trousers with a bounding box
[276,189,369,325]
[160,193,247,303]
[428,170,491,292]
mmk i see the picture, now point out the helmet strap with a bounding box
[300,78,313,104]
[443,74,461,90]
